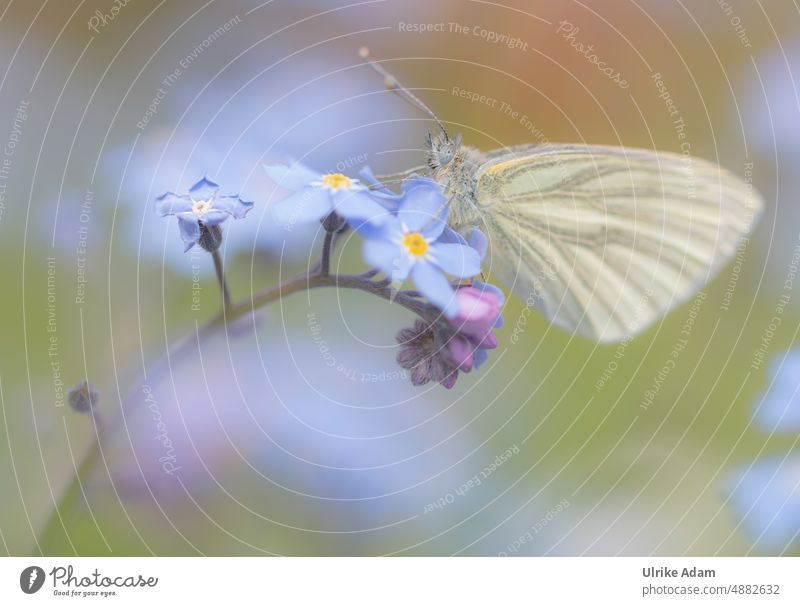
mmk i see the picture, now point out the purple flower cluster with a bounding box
[396,282,504,389]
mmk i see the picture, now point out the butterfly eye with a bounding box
[439,145,455,165]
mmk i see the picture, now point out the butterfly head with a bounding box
[426,132,462,171]
[358,49,461,171]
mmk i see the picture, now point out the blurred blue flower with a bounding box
[736,40,800,295]
[264,163,389,229]
[362,178,481,318]
[157,176,253,251]
[754,349,800,433]
[727,456,800,552]
[99,45,422,271]
[726,348,800,553]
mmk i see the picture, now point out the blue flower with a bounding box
[362,177,481,318]
[264,162,390,229]
[754,349,800,433]
[727,455,800,552]
[157,176,253,251]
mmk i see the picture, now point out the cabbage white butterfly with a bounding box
[360,48,763,342]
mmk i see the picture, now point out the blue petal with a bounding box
[358,166,402,214]
[354,214,402,240]
[397,179,448,234]
[467,227,488,260]
[389,255,415,285]
[199,209,230,226]
[420,212,447,242]
[350,217,383,238]
[430,243,481,279]
[176,215,201,251]
[189,176,220,201]
[270,186,332,228]
[474,280,505,306]
[363,238,408,279]
[440,226,468,246]
[411,262,459,318]
[358,166,400,199]
[473,348,489,370]
[401,176,440,194]
[332,189,391,224]
[156,192,192,216]
[263,162,320,191]
[212,194,254,219]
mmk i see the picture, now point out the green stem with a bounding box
[208,272,430,329]
[37,429,102,554]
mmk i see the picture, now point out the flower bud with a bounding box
[321,211,347,233]
[198,223,223,252]
[67,380,99,414]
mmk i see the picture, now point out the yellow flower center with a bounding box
[192,200,211,216]
[321,173,352,191]
[403,232,428,258]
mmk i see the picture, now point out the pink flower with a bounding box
[396,282,504,388]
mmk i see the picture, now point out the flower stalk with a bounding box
[211,249,231,308]
[320,231,334,277]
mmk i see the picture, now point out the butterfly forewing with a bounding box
[473,144,761,342]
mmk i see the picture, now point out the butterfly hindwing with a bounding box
[472,144,760,342]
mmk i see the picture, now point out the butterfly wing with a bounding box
[472,144,761,342]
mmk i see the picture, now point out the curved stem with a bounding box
[37,424,103,554]
[208,271,432,330]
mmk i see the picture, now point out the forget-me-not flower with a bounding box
[754,349,800,433]
[157,176,253,251]
[362,177,481,318]
[264,162,390,229]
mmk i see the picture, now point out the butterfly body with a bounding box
[427,133,487,229]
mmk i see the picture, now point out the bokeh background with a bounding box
[1,0,799,556]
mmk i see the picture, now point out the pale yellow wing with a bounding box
[473,144,761,342]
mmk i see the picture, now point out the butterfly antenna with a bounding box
[359,47,449,140]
